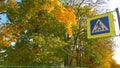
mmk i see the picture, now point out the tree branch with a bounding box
[76,0,85,17]
[0,12,7,14]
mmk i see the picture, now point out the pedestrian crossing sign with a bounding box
[87,12,115,39]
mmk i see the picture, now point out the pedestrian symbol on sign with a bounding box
[92,19,109,33]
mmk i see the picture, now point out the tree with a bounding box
[0,0,77,66]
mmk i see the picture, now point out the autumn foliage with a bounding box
[40,0,77,36]
[0,0,119,68]
[0,24,20,46]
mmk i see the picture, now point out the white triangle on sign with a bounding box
[92,19,109,33]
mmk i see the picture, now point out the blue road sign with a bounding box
[87,12,115,39]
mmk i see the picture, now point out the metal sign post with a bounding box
[116,8,120,35]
